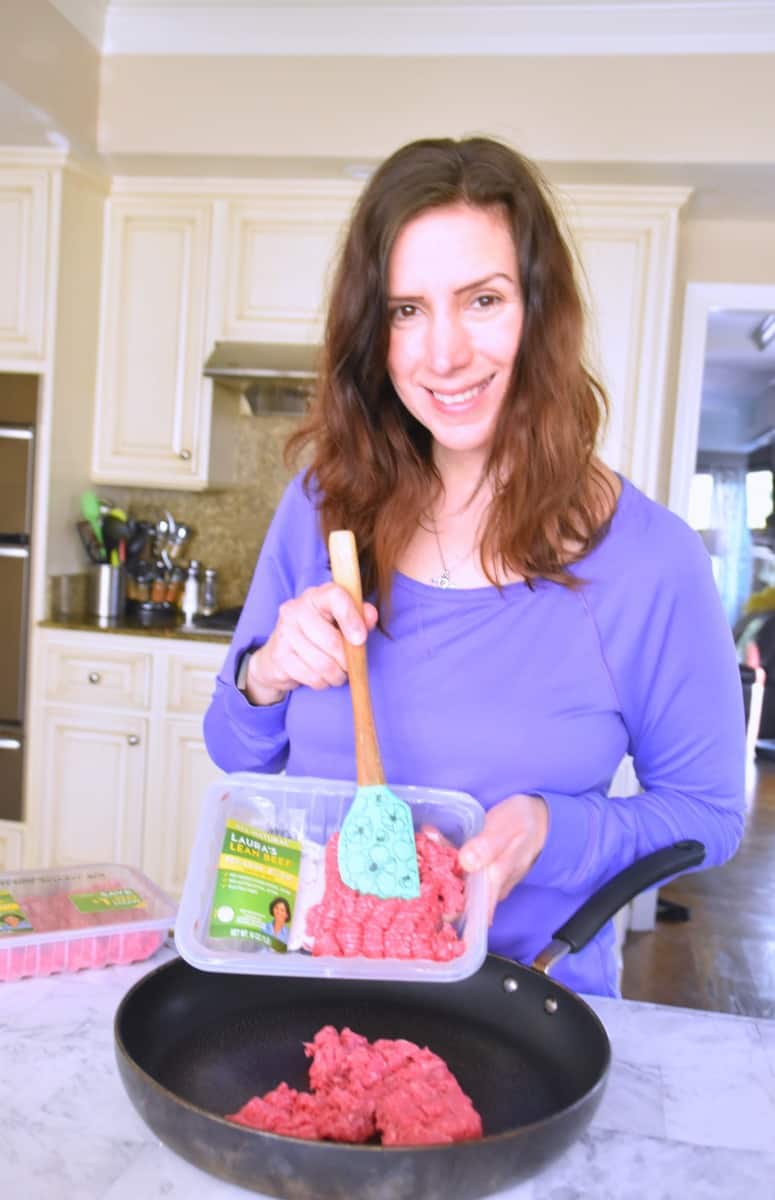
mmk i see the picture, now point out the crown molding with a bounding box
[50,0,109,50]
[0,146,70,168]
[0,144,111,188]
[103,2,775,57]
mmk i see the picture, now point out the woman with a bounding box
[204,136,745,996]
[262,897,291,945]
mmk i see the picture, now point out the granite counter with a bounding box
[39,617,232,644]
[2,946,774,1200]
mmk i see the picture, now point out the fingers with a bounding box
[458,794,549,925]
[262,583,379,694]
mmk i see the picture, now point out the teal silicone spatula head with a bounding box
[329,530,420,900]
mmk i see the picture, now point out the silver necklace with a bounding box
[429,521,474,588]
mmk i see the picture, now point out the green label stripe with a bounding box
[69,888,146,913]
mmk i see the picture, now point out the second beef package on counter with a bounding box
[174,772,487,983]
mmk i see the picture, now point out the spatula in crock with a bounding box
[328,530,420,900]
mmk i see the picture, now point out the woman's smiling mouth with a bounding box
[428,375,495,408]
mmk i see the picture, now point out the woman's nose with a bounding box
[426,313,472,375]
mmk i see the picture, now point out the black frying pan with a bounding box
[115,840,704,1200]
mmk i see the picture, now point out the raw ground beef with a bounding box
[227,1025,483,1146]
[305,828,466,961]
[0,881,165,982]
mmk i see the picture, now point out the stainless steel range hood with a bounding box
[203,341,320,415]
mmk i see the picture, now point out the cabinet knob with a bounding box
[88,671,101,684]
[127,734,140,747]
[179,448,192,461]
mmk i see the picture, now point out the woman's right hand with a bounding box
[242,583,379,706]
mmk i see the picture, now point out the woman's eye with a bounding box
[390,304,418,322]
[473,293,500,310]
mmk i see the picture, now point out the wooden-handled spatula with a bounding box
[328,530,420,900]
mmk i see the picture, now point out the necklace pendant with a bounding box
[431,568,452,589]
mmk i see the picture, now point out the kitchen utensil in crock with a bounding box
[76,519,105,564]
[80,490,105,553]
[115,839,705,1200]
[168,523,194,562]
[101,514,130,557]
[328,529,420,900]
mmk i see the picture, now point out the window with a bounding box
[746,470,773,531]
[688,473,713,532]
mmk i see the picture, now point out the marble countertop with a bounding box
[2,946,774,1200]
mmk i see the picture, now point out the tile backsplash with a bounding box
[108,414,302,608]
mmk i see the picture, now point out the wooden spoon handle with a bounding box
[328,530,385,787]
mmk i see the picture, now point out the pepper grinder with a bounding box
[201,567,218,616]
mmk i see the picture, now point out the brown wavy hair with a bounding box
[286,136,613,605]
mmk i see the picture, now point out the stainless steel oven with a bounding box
[0,415,34,821]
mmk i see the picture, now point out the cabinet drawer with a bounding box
[165,654,221,716]
[44,643,152,710]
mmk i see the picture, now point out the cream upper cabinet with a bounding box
[91,195,238,490]
[218,184,358,344]
[0,165,51,363]
[561,185,691,501]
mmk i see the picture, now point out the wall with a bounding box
[0,1,100,151]
[658,217,775,498]
[47,166,108,575]
[98,53,774,167]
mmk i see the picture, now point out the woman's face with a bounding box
[386,203,524,474]
[273,902,289,926]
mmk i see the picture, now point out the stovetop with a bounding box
[191,605,243,633]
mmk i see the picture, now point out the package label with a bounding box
[69,888,146,914]
[208,820,302,952]
[0,889,33,935]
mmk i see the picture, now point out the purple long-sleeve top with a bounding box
[204,472,745,995]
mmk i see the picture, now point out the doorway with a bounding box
[671,282,775,741]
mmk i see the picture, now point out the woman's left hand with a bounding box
[458,793,549,925]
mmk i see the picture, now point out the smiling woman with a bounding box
[203,135,746,998]
[386,205,524,489]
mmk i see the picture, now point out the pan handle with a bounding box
[531,839,705,975]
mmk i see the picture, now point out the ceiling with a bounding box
[51,0,775,56]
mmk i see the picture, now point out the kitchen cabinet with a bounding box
[218,184,358,344]
[26,628,226,894]
[0,820,24,871]
[0,162,52,364]
[91,195,239,489]
[37,706,148,866]
[561,184,690,498]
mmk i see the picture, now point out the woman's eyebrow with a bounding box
[387,272,516,303]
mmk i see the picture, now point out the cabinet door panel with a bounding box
[39,709,147,868]
[564,187,688,500]
[0,169,49,361]
[146,718,222,896]
[165,650,225,716]
[0,820,24,870]
[92,199,213,487]
[221,189,356,344]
